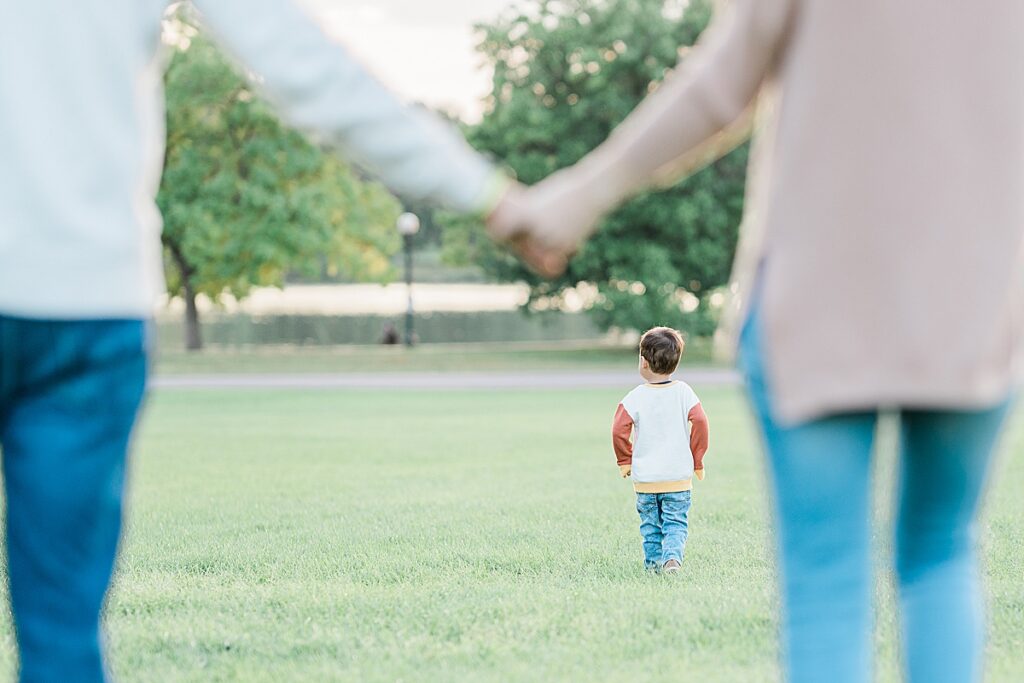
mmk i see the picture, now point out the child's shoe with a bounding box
[662,559,681,574]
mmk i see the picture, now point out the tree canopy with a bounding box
[158,21,401,349]
[444,0,747,335]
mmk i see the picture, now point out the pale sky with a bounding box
[297,0,516,122]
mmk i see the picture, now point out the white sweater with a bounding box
[0,0,497,319]
[613,380,708,493]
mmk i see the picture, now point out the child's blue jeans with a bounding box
[0,316,148,683]
[636,490,691,568]
[739,306,1011,683]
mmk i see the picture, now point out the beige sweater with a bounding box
[573,0,1024,423]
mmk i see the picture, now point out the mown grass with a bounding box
[0,385,1019,681]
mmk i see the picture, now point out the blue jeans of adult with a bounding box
[636,490,691,568]
[739,307,1011,683]
[0,316,147,683]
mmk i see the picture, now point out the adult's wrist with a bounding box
[476,169,516,219]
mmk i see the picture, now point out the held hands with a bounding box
[486,167,607,279]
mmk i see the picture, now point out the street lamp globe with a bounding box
[396,212,420,236]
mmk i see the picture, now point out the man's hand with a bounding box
[695,468,705,481]
[619,464,632,478]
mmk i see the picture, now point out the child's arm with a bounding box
[688,404,710,480]
[612,404,634,478]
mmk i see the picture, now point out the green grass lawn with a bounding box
[0,386,1020,681]
[153,339,718,375]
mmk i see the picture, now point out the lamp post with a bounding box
[396,212,420,347]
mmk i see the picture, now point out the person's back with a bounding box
[620,381,702,487]
[738,0,1024,422]
[490,0,1024,423]
[0,1,168,317]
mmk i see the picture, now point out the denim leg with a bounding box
[0,317,14,418]
[0,318,147,683]
[895,402,1011,683]
[740,307,877,683]
[659,491,691,563]
[636,493,663,568]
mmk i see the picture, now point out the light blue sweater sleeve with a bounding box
[193,0,501,212]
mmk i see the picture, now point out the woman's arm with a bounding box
[588,0,797,199]
[489,0,798,264]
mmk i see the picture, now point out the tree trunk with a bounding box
[166,238,203,352]
[183,283,202,352]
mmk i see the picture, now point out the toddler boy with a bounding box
[612,327,709,573]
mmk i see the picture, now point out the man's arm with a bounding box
[612,404,634,477]
[688,403,709,480]
[192,0,507,214]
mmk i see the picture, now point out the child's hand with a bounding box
[695,468,706,481]
[619,465,632,478]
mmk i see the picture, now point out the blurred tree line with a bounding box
[157,0,746,350]
[441,0,747,337]
[158,10,401,350]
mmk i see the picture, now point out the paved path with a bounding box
[152,368,741,390]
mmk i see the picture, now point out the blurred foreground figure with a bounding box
[0,2,509,680]
[490,1,1024,681]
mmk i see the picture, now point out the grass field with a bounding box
[0,384,1020,681]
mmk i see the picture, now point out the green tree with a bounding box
[444,0,747,336]
[158,24,401,350]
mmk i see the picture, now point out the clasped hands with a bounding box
[485,165,606,279]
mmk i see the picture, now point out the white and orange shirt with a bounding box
[612,380,709,493]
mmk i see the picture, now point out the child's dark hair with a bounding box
[639,327,684,375]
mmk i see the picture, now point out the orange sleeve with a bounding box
[688,403,709,471]
[612,403,634,466]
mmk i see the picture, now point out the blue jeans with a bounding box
[739,307,1011,683]
[636,490,691,568]
[0,316,147,682]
